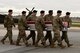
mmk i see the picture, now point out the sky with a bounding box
[0,0,80,17]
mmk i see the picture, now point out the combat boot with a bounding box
[16,42,21,46]
[67,44,73,47]
[10,40,15,45]
[58,44,66,48]
[1,40,5,44]
[66,41,73,47]
[41,42,47,48]
[16,44,22,46]
[50,43,56,48]
[35,43,38,47]
[10,42,15,45]
[25,42,30,47]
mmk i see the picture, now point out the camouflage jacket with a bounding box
[4,15,15,28]
[18,15,27,30]
[61,16,72,28]
[52,15,62,30]
[27,15,37,21]
[43,14,53,21]
[35,16,45,30]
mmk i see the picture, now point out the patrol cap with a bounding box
[40,10,45,13]
[8,9,13,12]
[22,11,26,14]
[66,12,71,15]
[57,10,62,13]
[33,10,37,13]
[48,10,53,13]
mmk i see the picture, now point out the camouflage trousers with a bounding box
[1,27,13,44]
[16,29,27,45]
[52,29,62,44]
[36,29,44,44]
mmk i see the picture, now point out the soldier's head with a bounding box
[8,9,13,15]
[22,11,26,16]
[32,10,37,16]
[40,10,45,16]
[66,12,71,17]
[48,10,53,15]
[57,10,62,17]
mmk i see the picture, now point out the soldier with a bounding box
[51,10,65,48]
[1,9,15,45]
[35,10,45,47]
[26,10,37,45]
[42,10,53,46]
[16,11,28,46]
[61,12,73,47]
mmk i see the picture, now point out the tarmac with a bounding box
[0,24,80,53]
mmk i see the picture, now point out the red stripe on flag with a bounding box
[27,21,35,24]
[45,21,52,24]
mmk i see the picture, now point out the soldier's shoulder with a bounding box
[53,16,57,18]
[60,16,64,19]
[28,15,32,17]
[5,15,8,17]
[45,14,49,16]
[44,14,49,18]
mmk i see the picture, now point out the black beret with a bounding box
[49,10,53,13]
[33,10,37,13]
[66,12,71,15]
[22,11,26,14]
[8,9,13,12]
[57,10,62,13]
[40,10,45,13]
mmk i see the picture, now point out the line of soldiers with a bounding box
[1,9,73,49]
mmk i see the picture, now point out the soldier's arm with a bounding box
[43,15,47,21]
[22,17,28,27]
[26,16,31,21]
[59,17,63,26]
[12,18,15,27]
[41,18,45,25]
[69,18,72,27]
[52,20,56,31]
[51,17,56,26]
[4,16,7,27]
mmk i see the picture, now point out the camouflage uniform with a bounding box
[16,15,28,46]
[26,15,37,45]
[1,15,15,44]
[35,16,45,46]
[61,16,72,47]
[43,14,53,45]
[51,15,64,48]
